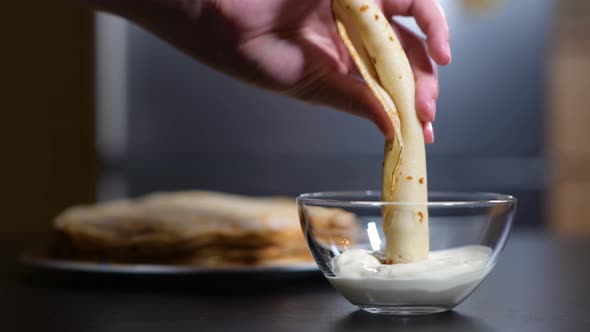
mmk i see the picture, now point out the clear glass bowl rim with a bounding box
[296,191,517,208]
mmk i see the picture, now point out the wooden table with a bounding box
[1,231,589,331]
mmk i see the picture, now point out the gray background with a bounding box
[98,0,553,227]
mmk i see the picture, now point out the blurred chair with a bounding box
[548,0,590,235]
[1,1,95,241]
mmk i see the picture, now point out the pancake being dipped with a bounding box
[332,0,428,263]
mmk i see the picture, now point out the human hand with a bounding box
[90,0,451,142]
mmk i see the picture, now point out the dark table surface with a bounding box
[2,231,589,332]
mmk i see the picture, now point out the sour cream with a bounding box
[328,246,492,306]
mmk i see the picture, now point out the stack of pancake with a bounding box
[53,191,356,267]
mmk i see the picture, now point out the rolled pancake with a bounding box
[333,0,429,263]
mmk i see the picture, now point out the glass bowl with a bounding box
[297,191,516,315]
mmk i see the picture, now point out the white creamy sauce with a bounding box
[328,246,492,306]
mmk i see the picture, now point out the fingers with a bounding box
[393,21,438,133]
[291,72,394,138]
[382,0,451,65]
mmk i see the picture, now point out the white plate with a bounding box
[19,248,320,279]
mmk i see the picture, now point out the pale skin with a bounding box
[86,0,451,142]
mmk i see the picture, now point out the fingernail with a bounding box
[430,99,437,122]
[445,41,452,64]
[426,122,434,144]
